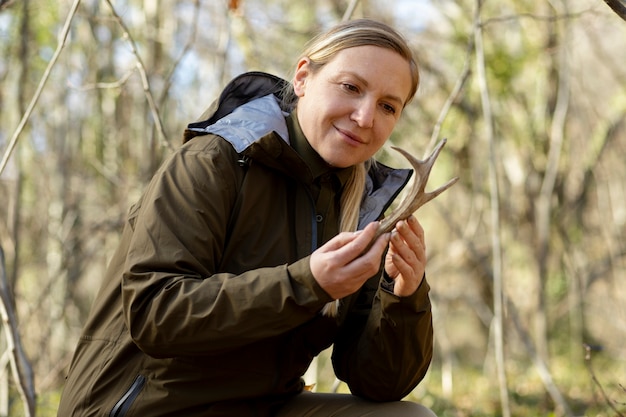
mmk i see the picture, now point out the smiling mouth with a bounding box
[336,126,365,145]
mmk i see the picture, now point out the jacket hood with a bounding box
[189,94,289,154]
[184,71,292,144]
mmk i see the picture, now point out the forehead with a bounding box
[320,45,413,103]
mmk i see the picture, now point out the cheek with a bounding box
[296,102,324,148]
[373,122,397,147]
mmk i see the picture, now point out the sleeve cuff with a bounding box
[379,272,431,311]
[287,256,335,305]
[380,271,396,294]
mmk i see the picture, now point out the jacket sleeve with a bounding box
[331,275,433,401]
[120,137,332,358]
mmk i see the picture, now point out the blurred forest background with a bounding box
[1,0,625,416]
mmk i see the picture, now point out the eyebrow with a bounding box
[340,71,406,107]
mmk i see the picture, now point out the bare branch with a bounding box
[584,344,626,416]
[481,8,594,26]
[103,0,173,151]
[0,0,82,176]
[473,0,510,415]
[506,294,574,416]
[0,247,35,417]
[158,0,202,107]
[428,38,473,151]
[342,0,360,21]
[70,69,135,91]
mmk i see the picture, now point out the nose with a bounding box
[350,99,375,128]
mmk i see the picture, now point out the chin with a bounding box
[320,147,366,168]
[325,158,354,169]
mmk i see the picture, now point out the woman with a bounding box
[58,18,435,417]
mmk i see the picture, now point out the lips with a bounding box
[336,126,365,146]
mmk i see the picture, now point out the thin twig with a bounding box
[70,69,135,91]
[158,0,201,107]
[481,9,594,26]
[506,294,574,416]
[584,344,626,416]
[342,0,360,21]
[0,0,82,176]
[104,0,173,151]
[0,247,35,417]
[473,1,510,416]
[534,0,571,376]
[428,38,473,150]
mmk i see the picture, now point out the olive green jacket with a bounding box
[57,72,433,417]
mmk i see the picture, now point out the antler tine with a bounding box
[374,138,459,239]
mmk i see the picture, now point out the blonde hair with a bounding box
[291,19,420,316]
[298,19,420,106]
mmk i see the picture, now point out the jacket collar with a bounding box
[286,111,355,191]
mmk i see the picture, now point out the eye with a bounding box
[381,102,397,115]
[342,83,359,93]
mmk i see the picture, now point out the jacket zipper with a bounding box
[109,374,146,417]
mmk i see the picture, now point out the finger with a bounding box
[392,224,421,258]
[389,223,426,277]
[325,222,381,259]
[318,221,384,255]
[369,230,391,253]
[400,217,426,253]
[389,238,426,295]
[389,232,417,268]
[317,229,362,252]
[342,232,390,277]
[315,223,384,279]
[396,216,423,242]
[407,216,425,245]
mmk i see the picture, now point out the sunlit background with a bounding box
[1,0,625,415]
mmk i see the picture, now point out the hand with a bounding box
[384,215,426,297]
[310,222,390,300]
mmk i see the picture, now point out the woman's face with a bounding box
[293,45,413,168]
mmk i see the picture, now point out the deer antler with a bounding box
[370,138,458,244]
[322,139,458,318]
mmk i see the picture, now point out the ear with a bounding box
[293,57,311,97]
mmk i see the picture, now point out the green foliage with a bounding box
[411,358,626,416]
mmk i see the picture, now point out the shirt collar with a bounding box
[286,111,353,186]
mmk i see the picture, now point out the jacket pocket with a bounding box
[109,374,146,417]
